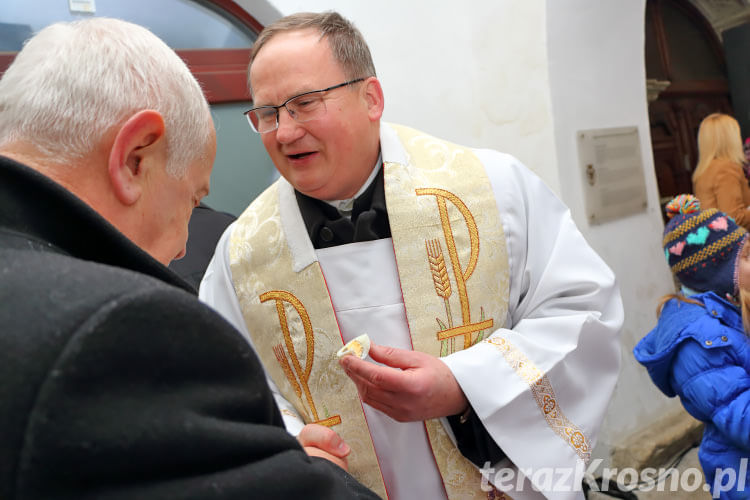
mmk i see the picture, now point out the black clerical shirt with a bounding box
[295,166,390,248]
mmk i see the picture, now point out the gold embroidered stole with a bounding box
[227,185,387,497]
[229,124,510,499]
[384,124,510,499]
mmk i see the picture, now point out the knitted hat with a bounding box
[663,194,748,298]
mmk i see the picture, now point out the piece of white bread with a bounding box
[336,333,371,359]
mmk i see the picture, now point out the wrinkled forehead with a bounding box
[249,30,343,104]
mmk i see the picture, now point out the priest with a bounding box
[201,11,623,500]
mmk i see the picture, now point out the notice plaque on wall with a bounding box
[577,126,647,225]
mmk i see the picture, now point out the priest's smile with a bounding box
[288,151,315,160]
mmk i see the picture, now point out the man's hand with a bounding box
[298,424,351,471]
[339,343,468,422]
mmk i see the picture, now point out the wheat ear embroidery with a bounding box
[427,239,456,354]
[273,343,306,413]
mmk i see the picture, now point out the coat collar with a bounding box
[0,155,194,294]
[700,291,744,331]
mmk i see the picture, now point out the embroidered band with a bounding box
[486,336,592,463]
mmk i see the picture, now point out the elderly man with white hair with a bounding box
[0,17,377,500]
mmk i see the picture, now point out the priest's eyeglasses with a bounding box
[244,78,365,134]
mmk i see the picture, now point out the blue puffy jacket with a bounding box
[634,292,750,499]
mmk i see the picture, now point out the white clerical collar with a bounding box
[324,152,383,217]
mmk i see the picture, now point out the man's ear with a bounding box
[362,77,385,122]
[108,110,166,206]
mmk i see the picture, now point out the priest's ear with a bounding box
[362,77,384,122]
[107,110,167,205]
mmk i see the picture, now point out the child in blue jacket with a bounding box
[634,194,750,499]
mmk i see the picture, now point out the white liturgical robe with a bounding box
[200,123,623,500]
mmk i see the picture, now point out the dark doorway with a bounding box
[646,0,733,209]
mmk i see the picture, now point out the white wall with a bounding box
[545,0,681,461]
[237,0,561,191]
[238,0,682,465]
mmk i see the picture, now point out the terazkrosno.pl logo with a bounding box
[479,458,748,498]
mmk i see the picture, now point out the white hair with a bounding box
[0,18,212,177]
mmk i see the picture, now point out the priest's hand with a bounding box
[339,343,468,422]
[298,423,351,471]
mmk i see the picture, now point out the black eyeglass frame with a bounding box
[243,78,366,134]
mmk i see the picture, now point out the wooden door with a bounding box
[646,0,733,211]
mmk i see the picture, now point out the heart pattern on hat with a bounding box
[669,241,686,256]
[662,195,748,300]
[709,217,729,231]
[686,226,710,245]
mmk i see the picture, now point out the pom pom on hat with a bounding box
[665,194,700,220]
[663,194,748,299]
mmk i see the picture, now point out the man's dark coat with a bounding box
[0,156,376,500]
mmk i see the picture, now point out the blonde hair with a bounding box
[692,113,746,182]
